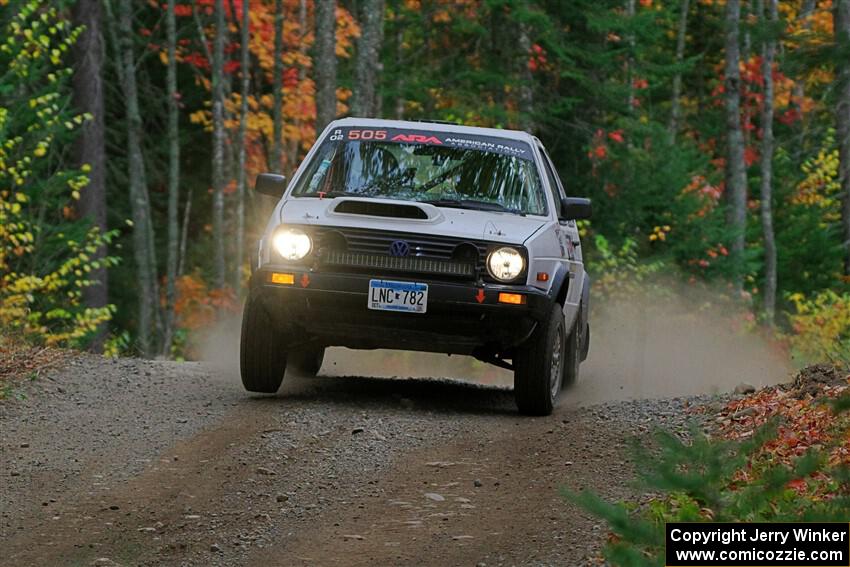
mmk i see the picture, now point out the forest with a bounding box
[0,0,848,363]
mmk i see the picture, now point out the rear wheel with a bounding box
[290,346,326,376]
[514,304,566,416]
[240,296,287,393]
[563,308,582,388]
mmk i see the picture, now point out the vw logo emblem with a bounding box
[389,240,410,257]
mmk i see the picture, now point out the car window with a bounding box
[537,145,564,210]
[292,127,548,216]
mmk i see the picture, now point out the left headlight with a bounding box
[272,227,312,261]
[487,247,525,282]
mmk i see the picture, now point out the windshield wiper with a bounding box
[300,190,359,198]
[420,198,523,215]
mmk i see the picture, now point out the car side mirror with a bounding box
[560,197,592,220]
[255,173,287,198]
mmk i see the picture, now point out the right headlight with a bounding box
[272,227,312,261]
[487,247,525,282]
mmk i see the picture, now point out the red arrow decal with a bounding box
[475,288,485,303]
[300,274,310,288]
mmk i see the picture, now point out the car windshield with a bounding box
[291,127,547,216]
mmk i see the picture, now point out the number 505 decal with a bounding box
[347,129,387,140]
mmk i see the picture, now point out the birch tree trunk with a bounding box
[759,0,778,324]
[162,0,181,356]
[211,0,227,289]
[315,0,338,133]
[71,0,109,349]
[724,0,748,289]
[837,0,850,275]
[271,0,284,173]
[668,0,690,143]
[235,0,251,290]
[352,0,385,117]
[114,0,160,356]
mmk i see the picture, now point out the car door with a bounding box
[536,143,586,330]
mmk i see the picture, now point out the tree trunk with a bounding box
[271,0,284,173]
[668,0,690,143]
[759,0,778,324]
[352,0,385,117]
[315,0,338,133]
[724,0,748,289]
[71,0,109,350]
[115,0,160,356]
[626,0,636,112]
[837,0,850,275]
[162,0,181,357]
[178,186,193,278]
[394,23,404,119]
[517,22,534,131]
[235,0,251,290]
[211,0,227,289]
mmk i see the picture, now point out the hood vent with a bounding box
[333,199,429,220]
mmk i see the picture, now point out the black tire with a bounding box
[580,321,590,363]
[240,296,287,393]
[514,303,567,416]
[289,346,326,376]
[563,309,582,388]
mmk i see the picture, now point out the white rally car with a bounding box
[241,118,591,415]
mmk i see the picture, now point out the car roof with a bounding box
[328,117,539,145]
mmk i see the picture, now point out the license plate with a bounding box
[368,279,428,313]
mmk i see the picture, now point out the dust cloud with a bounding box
[200,287,791,406]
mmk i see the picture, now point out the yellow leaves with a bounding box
[189,109,212,128]
[785,290,850,364]
[794,131,840,211]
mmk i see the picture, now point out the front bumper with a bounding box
[249,266,553,355]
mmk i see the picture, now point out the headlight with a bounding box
[272,228,312,260]
[487,247,525,282]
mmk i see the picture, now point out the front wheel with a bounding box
[514,304,567,416]
[240,296,287,393]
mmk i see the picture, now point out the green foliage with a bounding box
[785,290,850,365]
[587,234,666,300]
[567,396,850,567]
[0,0,118,346]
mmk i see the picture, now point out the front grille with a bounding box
[323,250,475,277]
[313,227,488,280]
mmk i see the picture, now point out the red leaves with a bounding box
[704,376,850,499]
[173,4,193,17]
[528,43,549,73]
[608,129,625,144]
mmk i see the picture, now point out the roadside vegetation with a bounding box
[572,364,850,565]
[0,0,849,365]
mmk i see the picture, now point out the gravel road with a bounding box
[1,302,790,566]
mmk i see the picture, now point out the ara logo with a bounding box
[391,133,443,144]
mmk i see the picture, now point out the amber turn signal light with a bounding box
[269,272,295,285]
[536,272,549,282]
[498,292,526,305]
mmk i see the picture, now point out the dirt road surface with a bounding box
[1,302,789,566]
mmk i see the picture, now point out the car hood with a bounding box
[279,197,548,245]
